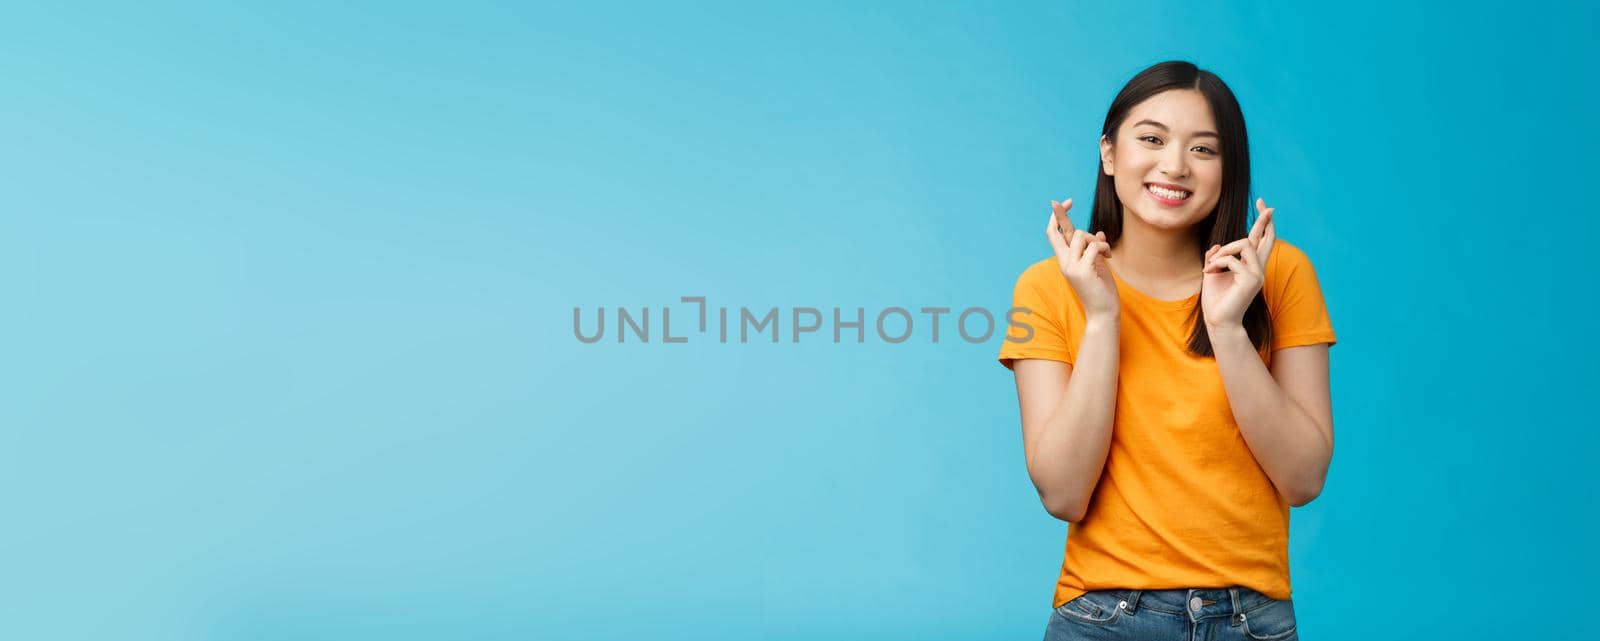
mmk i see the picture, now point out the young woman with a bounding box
[997,61,1336,641]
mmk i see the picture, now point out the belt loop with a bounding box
[1123,590,1142,614]
[1228,587,1243,625]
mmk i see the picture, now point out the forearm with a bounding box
[1207,323,1330,505]
[1030,317,1120,520]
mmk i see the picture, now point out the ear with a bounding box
[1099,134,1115,176]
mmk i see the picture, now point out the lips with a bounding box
[1144,182,1192,205]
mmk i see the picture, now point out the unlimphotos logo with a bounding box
[573,296,1040,344]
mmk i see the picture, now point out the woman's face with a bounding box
[1099,88,1223,233]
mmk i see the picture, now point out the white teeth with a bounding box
[1147,184,1191,200]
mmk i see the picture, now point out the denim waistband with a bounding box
[1097,586,1281,621]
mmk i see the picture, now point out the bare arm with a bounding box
[1209,328,1334,506]
[1012,317,1120,521]
[1200,201,1335,506]
[1010,198,1122,522]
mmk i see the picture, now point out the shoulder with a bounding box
[1004,255,1081,316]
[1265,239,1324,292]
[1267,239,1315,275]
[1010,257,1078,303]
[1262,239,1338,349]
[1014,256,1066,288]
[1263,239,1334,317]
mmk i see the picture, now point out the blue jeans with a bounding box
[1043,586,1298,641]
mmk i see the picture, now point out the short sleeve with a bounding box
[1264,241,1337,352]
[997,259,1080,370]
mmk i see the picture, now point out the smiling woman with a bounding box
[1091,63,1268,355]
[999,61,1336,641]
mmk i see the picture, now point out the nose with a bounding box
[1158,145,1189,179]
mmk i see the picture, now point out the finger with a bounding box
[1079,241,1112,270]
[1220,255,1249,277]
[1205,255,1247,275]
[1214,236,1254,258]
[1258,213,1276,263]
[1053,198,1076,234]
[1239,237,1263,274]
[1046,211,1069,251]
[1204,251,1231,272]
[1251,203,1274,254]
[1249,205,1270,246]
[1068,229,1089,260]
[1204,246,1246,272]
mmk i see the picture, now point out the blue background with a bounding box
[4,2,1595,639]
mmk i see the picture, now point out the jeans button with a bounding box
[1189,596,1203,612]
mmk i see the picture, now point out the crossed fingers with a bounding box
[1046,198,1110,270]
[1204,198,1276,275]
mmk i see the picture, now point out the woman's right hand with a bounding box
[1047,198,1120,320]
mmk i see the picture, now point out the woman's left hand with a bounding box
[1201,198,1276,328]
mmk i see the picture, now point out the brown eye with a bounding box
[1139,135,1162,144]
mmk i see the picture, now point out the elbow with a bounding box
[1042,494,1088,523]
[1285,481,1324,507]
[1029,466,1094,522]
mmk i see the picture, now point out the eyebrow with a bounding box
[1132,119,1219,140]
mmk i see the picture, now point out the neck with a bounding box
[1108,207,1203,280]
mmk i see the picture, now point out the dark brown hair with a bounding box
[1088,60,1271,357]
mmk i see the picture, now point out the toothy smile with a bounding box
[1145,183,1192,200]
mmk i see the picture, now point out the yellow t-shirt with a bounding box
[997,240,1336,608]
